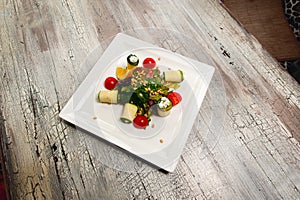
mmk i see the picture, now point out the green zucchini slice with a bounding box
[157,107,171,117]
[120,103,138,123]
[163,70,184,82]
[98,90,118,104]
[127,54,139,69]
[157,97,172,117]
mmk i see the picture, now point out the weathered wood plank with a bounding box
[0,0,299,199]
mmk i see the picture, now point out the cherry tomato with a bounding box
[133,115,149,129]
[143,57,156,69]
[167,92,182,106]
[104,77,118,90]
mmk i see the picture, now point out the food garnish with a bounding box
[133,115,149,129]
[127,54,139,69]
[143,57,156,69]
[104,77,118,90]
[167,92,182,106]
[116,67,129,80]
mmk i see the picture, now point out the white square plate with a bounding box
[59,33,215,172]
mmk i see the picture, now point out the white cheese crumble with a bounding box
[158,97,171,109]
[129,55,138,63]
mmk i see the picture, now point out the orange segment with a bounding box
[116,67,129,80]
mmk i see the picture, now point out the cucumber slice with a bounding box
[157,107,171,117]
[163,70,184,82]
[127,54,139,69]
[98,90,118,104]
[120,103,138,123]
[157,97,172,117]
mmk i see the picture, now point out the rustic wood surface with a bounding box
[0,0,299,199]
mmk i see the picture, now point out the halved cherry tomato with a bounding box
[142,57,156,69]
[133,115,149,129]
[104,77,118,90]
[167,92,182,106]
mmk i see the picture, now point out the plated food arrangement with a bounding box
[97,54,184,129]
[59,33,215,171]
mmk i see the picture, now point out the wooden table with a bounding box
[0,0,299,199]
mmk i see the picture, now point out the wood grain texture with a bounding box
[0,0,299,199]
[222,0,300,61]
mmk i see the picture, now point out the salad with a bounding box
[98,54,184,129]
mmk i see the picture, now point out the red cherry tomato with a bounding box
[133,115,149,129]
[167,92,182,106]
[143,57,156,69]
[104,77,118,90]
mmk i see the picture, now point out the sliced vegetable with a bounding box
[116,67,129,80]
[133,115,149,129]
[120,103,138,123]
[158,97,172,111]
[164,70,184,82]
[167,92,182,106]
[98,90,118,104]
[157,97,172,117]
[127,54,139,69]
[157,107,171,117]
[143,57,156,69]
[164,82,180,90]
[104,77,118,90]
